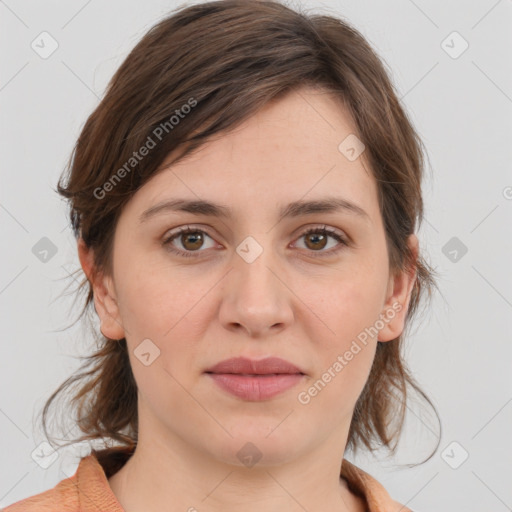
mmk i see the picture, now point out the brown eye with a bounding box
[163,227,216,257]
[295,226,347,255]
[304,231,328,250]
[180,231,204,251]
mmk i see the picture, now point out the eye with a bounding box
[162,226,217,258]
[293,225,348,256]
[162,224,348,258]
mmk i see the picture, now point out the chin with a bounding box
[205,421,306,468]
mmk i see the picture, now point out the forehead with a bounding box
[123,87,380,225]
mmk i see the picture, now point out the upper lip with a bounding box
[205,356,304,375]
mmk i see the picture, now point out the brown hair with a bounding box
[40,0,441,474]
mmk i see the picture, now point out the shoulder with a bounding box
[1,473,79,512]
[2,451,129,512]
[341,458,417,512]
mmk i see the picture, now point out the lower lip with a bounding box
[206,373,305,401]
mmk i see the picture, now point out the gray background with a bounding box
[1,0,511,510]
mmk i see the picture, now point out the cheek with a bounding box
[116,258,211,338]
[116,265,220,399]
[298,270,384,394]
[302,268,385,342]
[299,281,380,413]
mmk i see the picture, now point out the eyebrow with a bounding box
[139,196,371,224]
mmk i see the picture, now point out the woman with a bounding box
[4,1,440,510]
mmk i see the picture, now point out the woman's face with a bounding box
[81,86,417,467]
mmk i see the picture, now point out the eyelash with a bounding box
[162,225,348,259]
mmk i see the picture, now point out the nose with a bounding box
[218,242,294,338]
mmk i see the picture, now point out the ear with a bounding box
[377,233,419,342]
[77,238,125,340]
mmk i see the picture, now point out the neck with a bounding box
[106,432,366,512]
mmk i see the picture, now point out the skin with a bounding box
[78,86,418,512]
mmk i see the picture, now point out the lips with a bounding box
[205,357,306,400]
[205,356,305,375]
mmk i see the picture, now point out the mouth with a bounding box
[205,356,305,375]
[206,372,305,401]
[204,356,306,401]
[205,372,303,376]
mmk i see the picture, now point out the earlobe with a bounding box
[77,238,125,340]
[377,234,419,342]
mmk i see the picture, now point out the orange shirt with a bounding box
[2,449,412,511]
